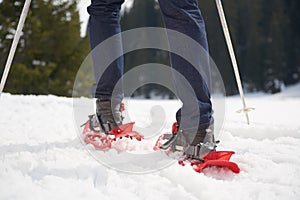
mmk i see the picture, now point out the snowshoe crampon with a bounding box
[82,120,144,150]
[154,132,240,174]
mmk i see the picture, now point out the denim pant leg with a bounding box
[158,0,213,130]
[88,0,124,102]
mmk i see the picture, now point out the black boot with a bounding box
[161,123,217,161]
[175,125,216,160]
[90,99,123,134]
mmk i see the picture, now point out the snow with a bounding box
[1,84,300,199]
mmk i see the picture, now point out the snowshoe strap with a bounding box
[160,133,178,150]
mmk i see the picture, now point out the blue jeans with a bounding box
[88,0,213,130]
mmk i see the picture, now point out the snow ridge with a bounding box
[1,85,300,199]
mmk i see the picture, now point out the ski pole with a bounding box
[215,0,254,124]
[0,0,32,96]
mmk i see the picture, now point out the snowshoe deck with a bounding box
[154,133,240,174]
[82,120,144,150]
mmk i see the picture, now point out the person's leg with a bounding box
[88,0,125,103]
[87,0,125,132]
[158,0,213,131]
[158,0,216,157]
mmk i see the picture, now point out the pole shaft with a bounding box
[215,0,250,124]
[0,0,32,96]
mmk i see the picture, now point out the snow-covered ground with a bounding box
[1,84,300,200]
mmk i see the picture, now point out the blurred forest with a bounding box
[0,0,89,96]
[0,0,299,97]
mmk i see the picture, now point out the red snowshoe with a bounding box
[82,118,144,150]
[82,100,144,150]
[153,122,240,174]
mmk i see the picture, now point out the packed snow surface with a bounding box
[1,84,300,200]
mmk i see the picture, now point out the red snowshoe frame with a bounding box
[82,120,144,150]
[180,151,240,173]
[154,122,240,174]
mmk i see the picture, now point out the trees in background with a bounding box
[121,0,175,98]
[200,0,300,94]
[0,0,299,97]
[0,0,89,96]
[121,0,300,96]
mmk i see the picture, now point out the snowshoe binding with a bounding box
[82,99,144,150]
[154,122,240,174]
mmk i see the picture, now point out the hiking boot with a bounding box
[174,125,216,160]
[160,122,217,161]
[91,99,123,134]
